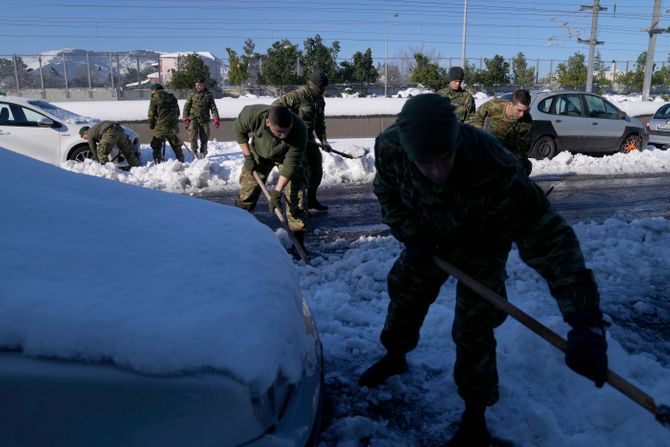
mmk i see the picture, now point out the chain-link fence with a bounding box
[1,51,668,101]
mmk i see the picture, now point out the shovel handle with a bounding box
[432,255,669,426]
[252,171,309,264]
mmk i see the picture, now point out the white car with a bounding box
[0,148,323,446]
[0,96,140,167]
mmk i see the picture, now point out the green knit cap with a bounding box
[397,94,460,161]
[150,83,163,90]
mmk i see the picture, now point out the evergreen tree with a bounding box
[226,48,249,95]
[302,34,339,81]
[511,52,535,87]
[409,53,447,90]
[556,52,587,89]
[348,49,378,95]
[241,38,261,86]
[479,54,510,88]
[616,52,648,92]
[169,53,217,91]
[260,39,302,94]
[0,56,29,90]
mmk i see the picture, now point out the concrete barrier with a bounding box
[119,115,398,145]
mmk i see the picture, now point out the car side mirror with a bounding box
[619,110,627,120]
[37,117,55,127]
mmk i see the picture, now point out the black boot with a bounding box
[445,403,491,447]
[308,191,328,211]
[358,352,407,388]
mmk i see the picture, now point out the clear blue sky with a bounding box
[2,0,669,70]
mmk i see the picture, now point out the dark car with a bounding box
[646,103,670,149]
[528,91,647,159]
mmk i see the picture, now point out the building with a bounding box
[159,52,222,84]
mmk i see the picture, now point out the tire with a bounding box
[530,136,557,160]
[619,134,643,153]
[68,145,95,162]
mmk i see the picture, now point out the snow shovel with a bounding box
[431,255,670,428]
[310,140,369,159]
[252,171,310,264]
[182,142,197,161]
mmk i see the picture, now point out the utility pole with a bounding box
[642,0,667,101]
[578,0,606,92]
[461,0,468,68]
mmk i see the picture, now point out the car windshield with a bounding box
[26,100,95,124]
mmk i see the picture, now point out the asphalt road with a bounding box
[204,172,670,243]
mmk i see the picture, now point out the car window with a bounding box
[584,94,620,119]
[653,105,670,119]
[537,97,553,113]
[553,94,583,117]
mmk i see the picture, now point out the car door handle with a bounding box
[554,119,562,123]
[592,122,599,125]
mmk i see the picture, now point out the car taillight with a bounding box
[645,122,650,132]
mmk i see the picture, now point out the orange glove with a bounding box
[213,117,220,128]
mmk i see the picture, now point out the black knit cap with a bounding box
[397,94,460,161]
[79,126,90,137]
[309,71,329,89]
[447,66,465,82]
[150,83,164,90]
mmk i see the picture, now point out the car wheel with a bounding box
[530,136,557,159]
[69,145,95,162]
[620,134,643,153]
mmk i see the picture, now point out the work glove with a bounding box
[183,117,190,125]
[403,236,434,268]
[242,154,256,173]
[269,189,282,213]
[565,311,608,388]
[213,117,220,128]
[321,142,332,153]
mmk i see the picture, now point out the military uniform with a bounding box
[373,122,601,407]
[466,98,533,175]
[183,87,219,156]
[148,88,185,162]
[437,87,476,122]
[234,104,308,232]
[86,121,139,166]
[273,84,327,204]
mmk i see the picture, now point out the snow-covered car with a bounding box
[645,102,670,149]
[529,90,647,159]
[0,148,322,446]
[0,96,140,167]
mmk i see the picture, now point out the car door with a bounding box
[549,93,592,151]
[0,102,62,165]
[582,93,624,152]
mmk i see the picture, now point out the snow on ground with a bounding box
[3,94,670,446]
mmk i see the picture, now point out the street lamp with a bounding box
[385,12,399,97]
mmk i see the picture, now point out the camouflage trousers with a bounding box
[150,134,184,162]
[235,156,308,232]
[97,125,139,166]
[305,140,323,197]
[381,243,511,407]
[188,119,211,155]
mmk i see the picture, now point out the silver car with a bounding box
[529,90,647,159]
[646,103,670,149]
[0,96,140,167]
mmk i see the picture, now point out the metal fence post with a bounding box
[86,51,93,98]
[62,52,70,98]
[13,54,21,94]
[38,54,46,98]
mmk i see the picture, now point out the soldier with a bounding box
[359,94,608,446]
[437,66,476,122]
[234,105,309,254]
[466,89,533,175]
[79,121,139,167]
[183,78,220,158]
[148,83,185,163]
[273,71,331,211]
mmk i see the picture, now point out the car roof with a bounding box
[0,95,35,106]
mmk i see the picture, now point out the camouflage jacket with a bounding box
[437,88,476,122]
[183,88,219,121]
[373,122,601,317]
[466,98,532,160]
[86,121,120,151]
[148,90,180,136]
[273,85,326,141]
[234,104,307,180]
